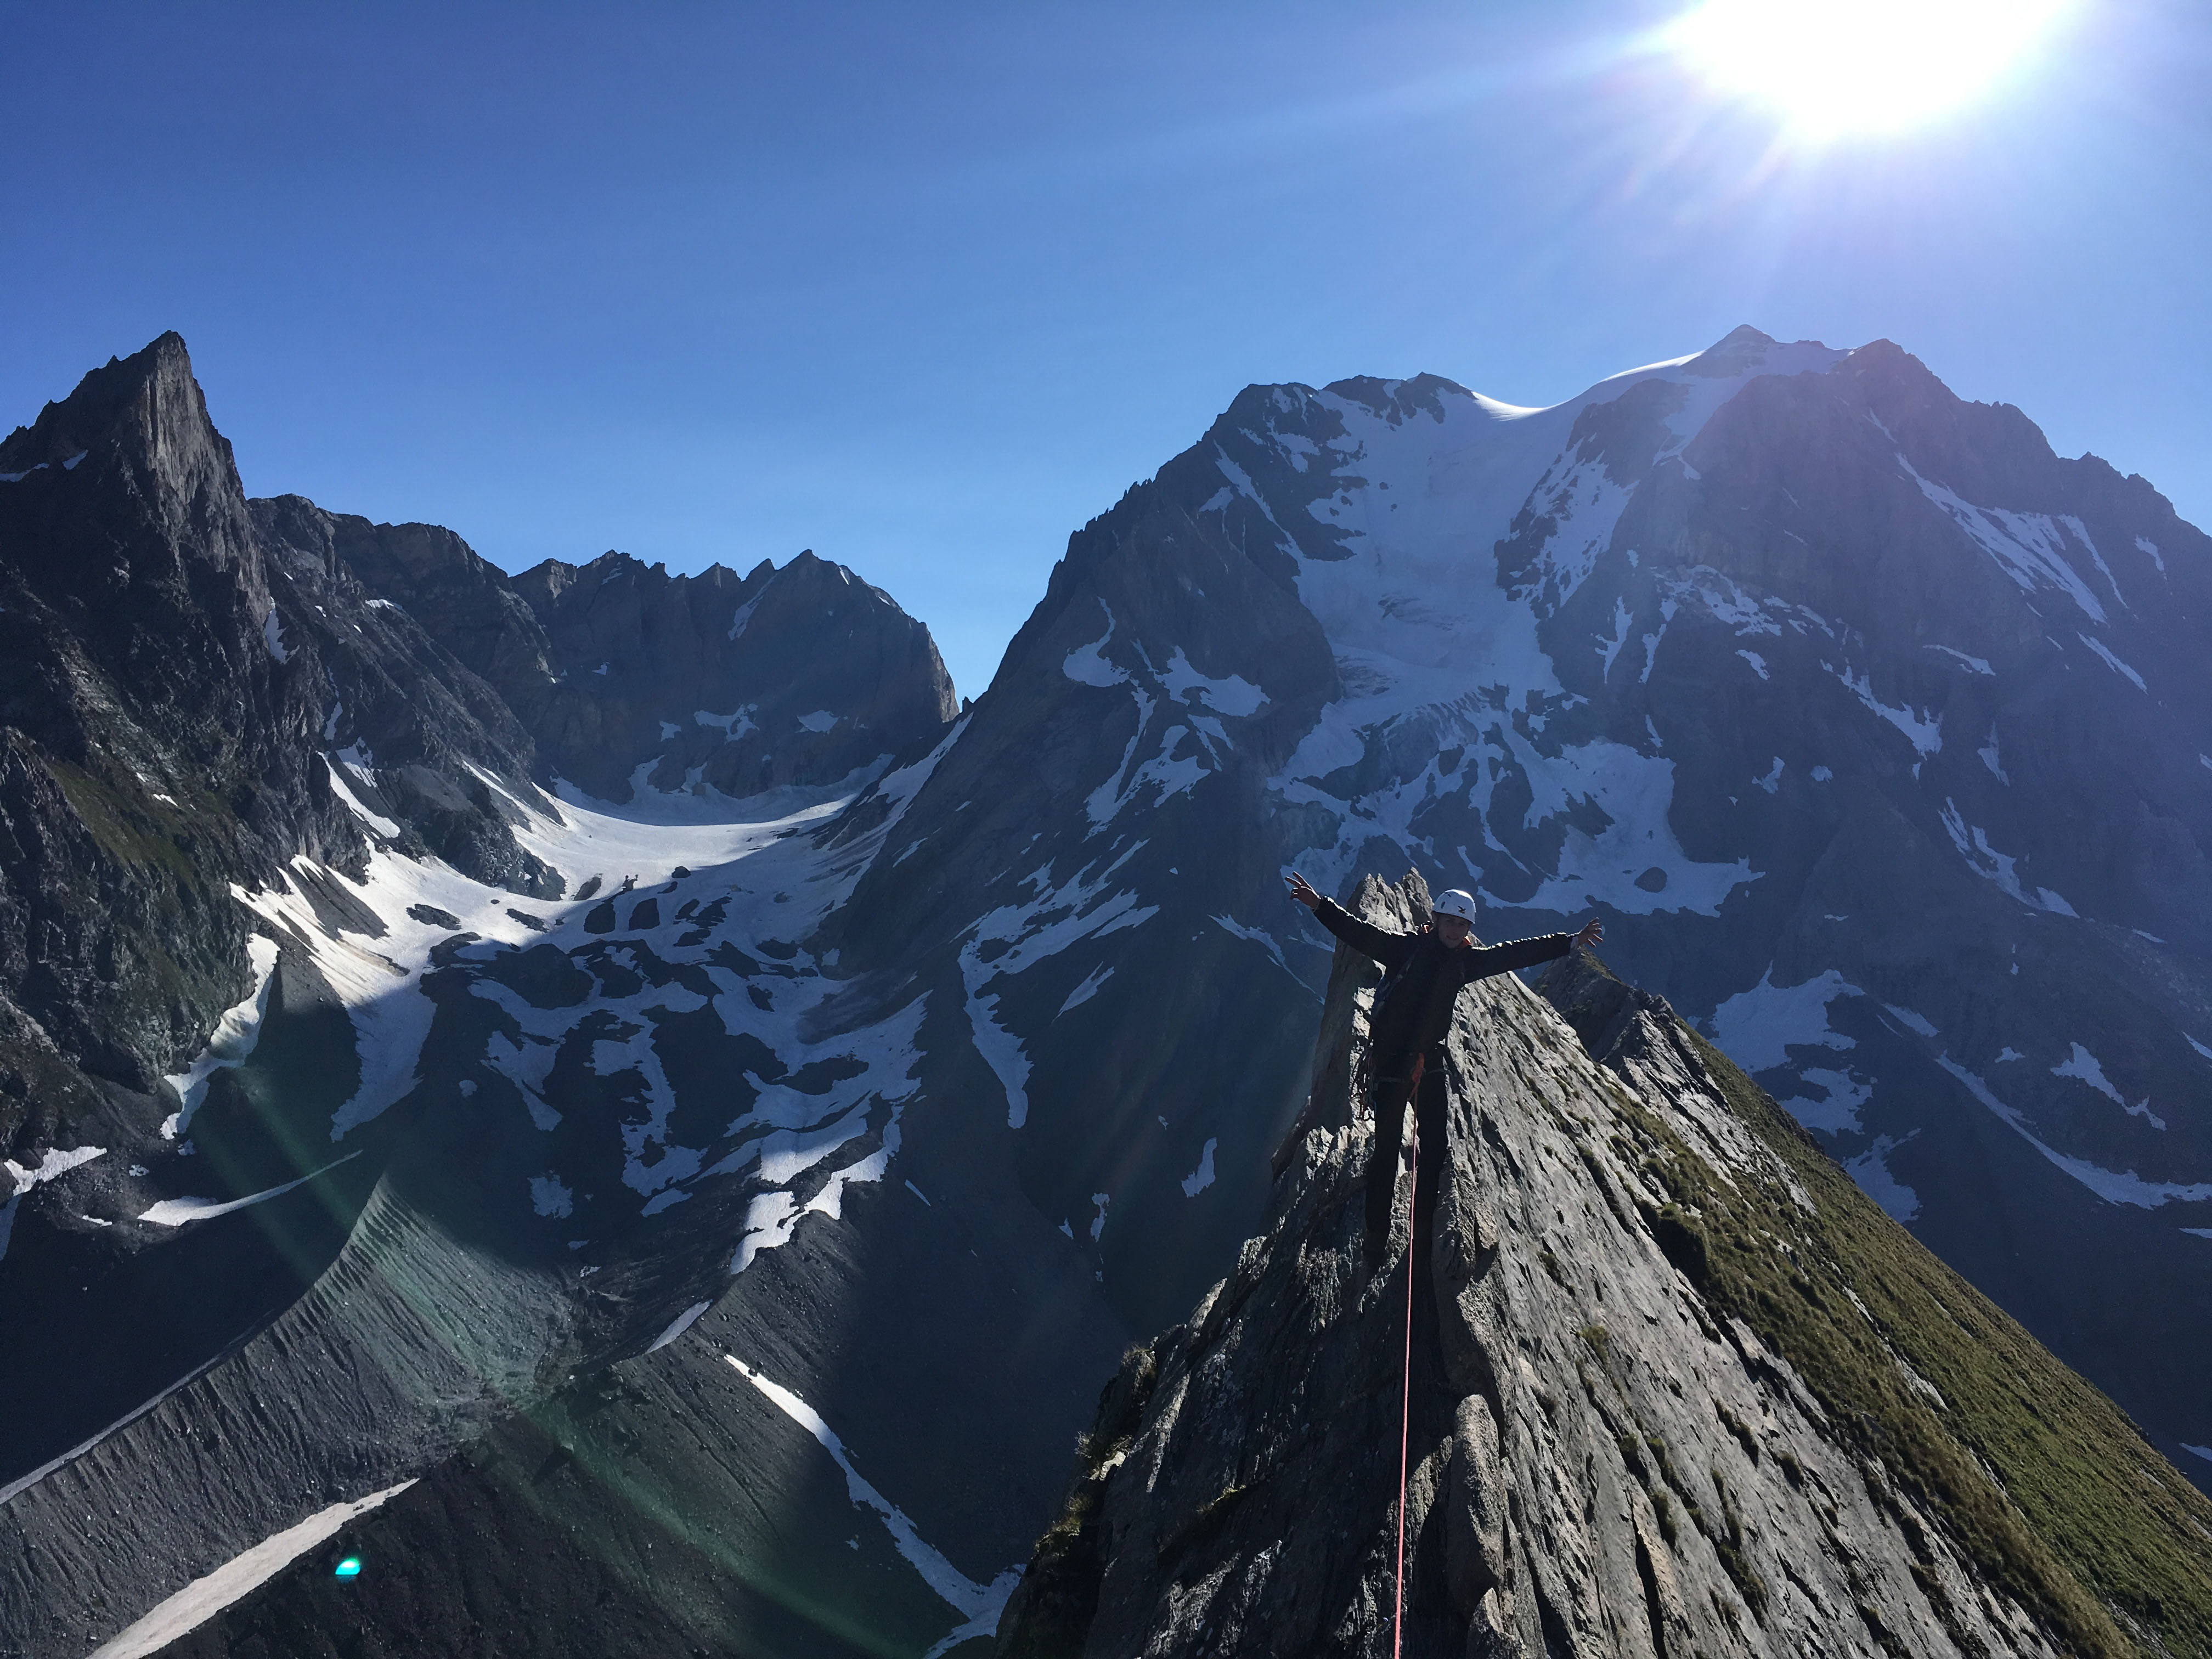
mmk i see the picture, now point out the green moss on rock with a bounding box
[1616,1015,2212,1659]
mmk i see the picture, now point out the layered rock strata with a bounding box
[995,874,2212,1659]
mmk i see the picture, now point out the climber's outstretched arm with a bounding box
[1457,929,1577,985]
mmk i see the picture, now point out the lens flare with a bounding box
[334,1556,363,1579]
[1668,0,2071,139]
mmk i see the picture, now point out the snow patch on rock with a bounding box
[0,1145,109,1263]
[1180,1138,1218,1198]
[1709,967,1871,1132]
[2077,633,2146,691]
[1057,963,1113,1015]
[1938,800,2075,916]
[1909,465,2109,624]
[1935,1056,2212,1208]
[721,1353,1019,1648]
[1160,646,1266,716]
[1844,1133,1921,1221]
[959,844,1157,1127]
[86,1481,417,1659]
[1831,662,1942,755]
[646,1300,712,1353]
[139,1152,363,1227]
[1926,645,1993,674]
[161,935,281,1139]
[2051,1042,2164,1128]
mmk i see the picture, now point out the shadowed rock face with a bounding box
[304,511,960,803]
[0,334,360,1122]
[994,875,2212,1659]
[511,548,958,801]
[249,494,564,897]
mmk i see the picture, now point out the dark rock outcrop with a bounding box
[995,875,2212,1658]
[0,334,358,1135]
[311,512,960,803]
[250,494,563,895]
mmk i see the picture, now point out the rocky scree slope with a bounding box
[826,325,2212,1483]
[996,874,2212,1659]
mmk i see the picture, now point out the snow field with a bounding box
[207,730,960,1281]
[723,1354,1022,1656]
[86,1481,417,1659]
[1239,348,1848,921]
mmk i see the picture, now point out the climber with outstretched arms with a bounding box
[1285,872,1602,1268]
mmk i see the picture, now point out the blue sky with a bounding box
[5,1,2207,697]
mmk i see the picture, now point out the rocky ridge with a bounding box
[995,874,2212,1658]
[293,500,959,803]
[0,334,362,1153]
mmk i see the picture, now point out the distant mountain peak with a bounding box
[1316,372,1466,426]
[0,330,225,492]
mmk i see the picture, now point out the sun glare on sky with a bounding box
[1668,0,2073,140]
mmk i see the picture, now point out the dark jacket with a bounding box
[1313,898,1572,1071]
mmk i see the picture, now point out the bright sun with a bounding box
[1668,0,2072,140]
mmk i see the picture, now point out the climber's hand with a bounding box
[1285,871,1322,911]
[1576,917,1605,950]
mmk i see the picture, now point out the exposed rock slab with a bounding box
[996,875,2212,1658]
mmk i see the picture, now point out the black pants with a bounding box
[1364,1052,1449,1266]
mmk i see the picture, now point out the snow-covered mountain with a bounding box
[828,324,2212,1474]
[3,325,2209,1658]
[1,338,1014,1658]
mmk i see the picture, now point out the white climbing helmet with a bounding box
[1432,888,1479,922]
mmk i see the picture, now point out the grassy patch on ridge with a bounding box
[1613,1012,2212,1659]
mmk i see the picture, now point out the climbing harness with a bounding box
[1391,1054,1425,1659]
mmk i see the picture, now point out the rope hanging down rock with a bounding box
[1393,1157,1415,1659]
[1391,1053,1424,1659]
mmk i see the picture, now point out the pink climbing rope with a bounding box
[1392,1182,1415,1657]
[1391,1057,1424,1658]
